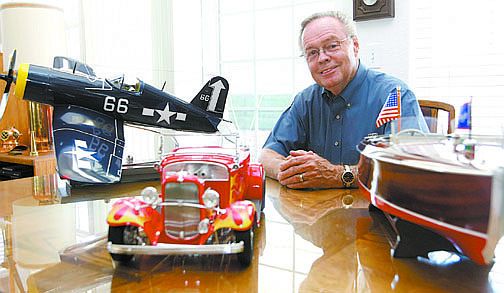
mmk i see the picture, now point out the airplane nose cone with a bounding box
[14,63,29,99]
[14,64,52,105]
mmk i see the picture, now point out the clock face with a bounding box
[363,0,378,5]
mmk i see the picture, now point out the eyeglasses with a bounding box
[301,36,353,62]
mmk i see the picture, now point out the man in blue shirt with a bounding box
[260,11,428,189]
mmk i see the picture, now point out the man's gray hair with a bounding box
[299,11,357,50]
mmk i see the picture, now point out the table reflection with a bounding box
[0,174,263,292]
[265,178,504,293]
[1,175,504,292]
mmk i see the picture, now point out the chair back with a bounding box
[418,100,456,134]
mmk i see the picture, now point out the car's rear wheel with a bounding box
[108,225,137,263]
[235,227,254,267]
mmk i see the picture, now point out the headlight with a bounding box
[198,218,210,234]
[141,186,158,204]
[202,188,219,208]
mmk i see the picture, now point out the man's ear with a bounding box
[351,35,359,57]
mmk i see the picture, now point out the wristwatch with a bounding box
[341,165,355,188]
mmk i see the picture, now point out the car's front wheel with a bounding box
[108,225,138,263]
[235,227,254,267]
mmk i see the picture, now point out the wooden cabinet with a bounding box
[0,151,56,177]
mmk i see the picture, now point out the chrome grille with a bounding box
[164,182,200,239]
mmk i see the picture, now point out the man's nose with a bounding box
[318,50,330,62]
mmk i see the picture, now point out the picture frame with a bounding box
[353,0,395,21]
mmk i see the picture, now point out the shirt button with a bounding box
[334,141,339,146]
[347,103,351,108]
[336,115,340,119]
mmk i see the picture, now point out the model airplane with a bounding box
[0,51,230,184]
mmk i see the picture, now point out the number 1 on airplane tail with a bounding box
[190,76,229,119]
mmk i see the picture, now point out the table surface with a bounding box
[0,175,503,292]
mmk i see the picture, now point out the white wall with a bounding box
[356,0,410,83]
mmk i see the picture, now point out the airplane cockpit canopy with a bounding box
[107,75,143,94]
[53,56,96,77]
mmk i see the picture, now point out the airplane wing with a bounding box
[53,105,125,184]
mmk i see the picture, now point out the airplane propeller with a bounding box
[0,49,17,122]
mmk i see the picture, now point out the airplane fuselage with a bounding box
[13,62,229,184]
[15,64,222,133]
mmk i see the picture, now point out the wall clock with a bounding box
[353,0,394,21]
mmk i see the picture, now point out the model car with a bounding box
[106,145,265,267]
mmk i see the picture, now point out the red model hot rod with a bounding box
[106,146,264,267]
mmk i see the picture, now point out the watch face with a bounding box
[343,172,354,183]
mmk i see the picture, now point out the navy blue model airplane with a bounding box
[0,53,230,184]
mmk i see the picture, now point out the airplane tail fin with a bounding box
[190,76,229,118]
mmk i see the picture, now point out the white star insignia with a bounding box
[155,103,176,124]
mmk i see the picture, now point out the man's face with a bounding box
[302,16,359,95]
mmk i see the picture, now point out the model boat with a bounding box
[357,132,504,265]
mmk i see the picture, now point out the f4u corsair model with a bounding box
[3,54,230,184]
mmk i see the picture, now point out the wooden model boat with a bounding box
[357,132,504,265]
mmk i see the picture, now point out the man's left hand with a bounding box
[277,150,344,189]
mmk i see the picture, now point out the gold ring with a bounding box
[300,174,304,182]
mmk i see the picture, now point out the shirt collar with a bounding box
[340,61,367,103]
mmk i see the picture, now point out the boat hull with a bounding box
[357,136,501,265]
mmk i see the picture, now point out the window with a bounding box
[217,1,349,159]
[410,0,504,135]
[160,0,350,161]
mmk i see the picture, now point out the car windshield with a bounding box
[164,162,229,181]
[108,75,142,93]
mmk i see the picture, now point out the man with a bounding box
[260,11,428,189]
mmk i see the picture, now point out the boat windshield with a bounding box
[107,75,143,93]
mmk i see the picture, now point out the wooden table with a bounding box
[0,176,502,292]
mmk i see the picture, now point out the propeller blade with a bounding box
[2,49,17,94]
[7,49,16,77]
[0,49,17,121]
[0,93,8,121]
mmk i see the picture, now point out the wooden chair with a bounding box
[418,100,456,134]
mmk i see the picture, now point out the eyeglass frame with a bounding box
[300,35,353,62]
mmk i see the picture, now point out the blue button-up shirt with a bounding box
[263,62,428,165]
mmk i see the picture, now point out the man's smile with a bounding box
[320,66,337,74]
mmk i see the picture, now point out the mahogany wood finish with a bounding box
[358,153,491,233]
